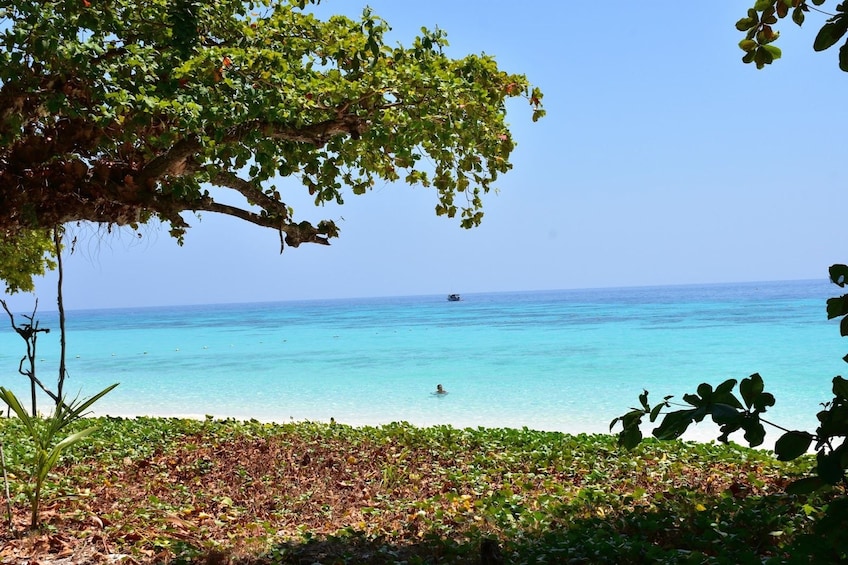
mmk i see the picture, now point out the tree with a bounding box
[0,230,54,295]
[0,0,544,292]
[737,0,848,71]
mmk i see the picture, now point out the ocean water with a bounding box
[0,279,845,446]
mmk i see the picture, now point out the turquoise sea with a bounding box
[0,279,845,446]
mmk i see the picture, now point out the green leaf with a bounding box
[0,229,56,294]
[683,393,701,407]
[740,373,764,409]
[829,264,848,286]
[0,387,36,436]
[39,427,99,484]
[840,40,848,72]
[619,425,643,450]
[691,405,709,423]
[736,18,757,32]
[754,46,774,67]
[814,16,848,52]
[833,376,848,399]
[710,403,741,425]
[57,425,99,452]
[792,6,805,26]
[754,391,776,412]
[840,316,848,337]
[638,390,649,411]
[826,295,848,319]
[785,476,825,495]
[611,408,645,450]
[815,403,848,439]
[774,430,814,461]
[715,378,737,396]
[816,450,845,484]
[713,379,743,409]
[763,44,782,60]
[717,421,741,443]
[610,409,643,432]
[739,39,758,52]
[66,383,119,420]
[742,418,767,447]
[653,409,695,440]
[754,0,775,11]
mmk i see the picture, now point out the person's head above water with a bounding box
[436,384,446,394]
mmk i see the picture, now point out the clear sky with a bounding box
[4,1,846,311]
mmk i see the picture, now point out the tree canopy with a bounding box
[0,0,543,293]
[738,0,848,70]
[0,229,55,294]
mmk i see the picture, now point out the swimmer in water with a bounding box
[435,384,447,395]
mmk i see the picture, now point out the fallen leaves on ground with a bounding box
[0,418,817,563]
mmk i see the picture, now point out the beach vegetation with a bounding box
[0,0,543,292]
[0,417,831,563]
[612,264,848,561]
[737,0,848,71]
[0,229,118,529]
[0,384,118,529]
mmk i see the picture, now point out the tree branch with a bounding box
[135,135,202,186]
[135,115,367,196]
[193,200,331,248]
[55,228,67,403]
[228,115,368,146]
[209,171,289,221]
[0,299,60,408]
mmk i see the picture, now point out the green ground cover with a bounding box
[0,417,833,563]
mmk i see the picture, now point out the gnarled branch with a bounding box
[229,115,369,147]
[136,135,202,186]
[192,200,331,248]
[210,171,289,221]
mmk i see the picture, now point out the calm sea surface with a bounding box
[0,279,844,446]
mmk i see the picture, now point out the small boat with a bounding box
[447,294,461,302]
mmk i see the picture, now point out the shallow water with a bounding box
[0,279,843,446]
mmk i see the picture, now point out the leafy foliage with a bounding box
[0,230,55,294]
[0,0,543,291]
[612,265,848,561]
[737,0,848,71]
[610,374,778,450]
[0,384,117,528]
[0,417,824,563]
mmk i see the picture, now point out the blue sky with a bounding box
[4,1,847,310]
